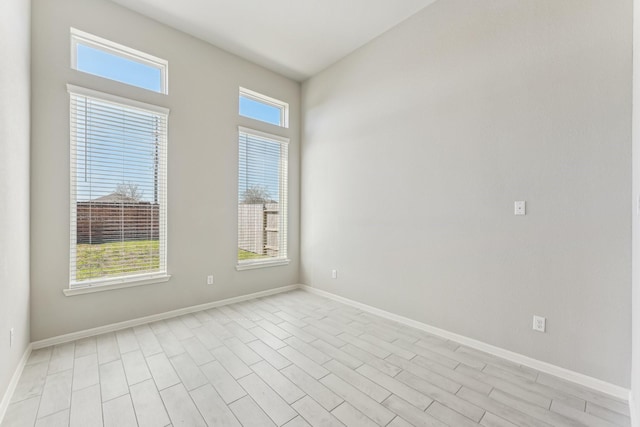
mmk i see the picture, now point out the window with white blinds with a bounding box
[237,127,289,268]
[68,85,169,288]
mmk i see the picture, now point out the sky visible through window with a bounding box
[77,44,162,93]
[74,98,161,203]
[239,133,281,203]
[239,96,282,126]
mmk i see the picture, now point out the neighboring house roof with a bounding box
[91,193,140,203]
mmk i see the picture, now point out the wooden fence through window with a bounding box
[76,202,159,244]
[238,203,279,256]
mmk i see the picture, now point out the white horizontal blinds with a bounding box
[238,129,288,264]
[69,88,168,285]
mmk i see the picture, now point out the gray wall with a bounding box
[301,0,632,387]
[0,0,31,403]
[632,0,639,417]
[31,0,300,341]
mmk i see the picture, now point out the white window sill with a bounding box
[63,274,171,296]
[236,259,290,271]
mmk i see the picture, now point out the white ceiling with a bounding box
[109,0,437,81]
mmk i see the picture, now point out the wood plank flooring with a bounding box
[2,290,630,427]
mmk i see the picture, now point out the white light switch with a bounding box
[514,201,526,216]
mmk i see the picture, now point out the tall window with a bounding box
[68,85,169,289]
[237,127,289,269]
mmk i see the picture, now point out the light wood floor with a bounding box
[2,289,630,427]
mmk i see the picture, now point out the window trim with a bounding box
[70,28,169,94]
[66,84,170,294]
[67,84,170,115]
[239,87,289,128]
[237,126,289,270]
[63,273,171,297]
[236,259,290,271]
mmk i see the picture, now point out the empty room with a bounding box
[1,0,639,426]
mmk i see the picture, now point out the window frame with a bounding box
[236,126,290,271]
[70,27,169,94]
[65,84,170,296]
[239,87,289,128]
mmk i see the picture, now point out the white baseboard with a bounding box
[0,344,33,425]
[32,284,299,349]
[300,285,630,401]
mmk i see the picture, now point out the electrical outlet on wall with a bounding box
[207,275,214,285]
[10,328,14,348]
[331,269,338,279]
[532,315,546,332]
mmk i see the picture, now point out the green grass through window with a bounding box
[76,243,273,281]
[76,240,159,281]
[238,248,268,261]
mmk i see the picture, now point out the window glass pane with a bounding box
[70,90,167,284]
[238,130,288,263]
[76,44,162,93]
[239,95,282,126]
